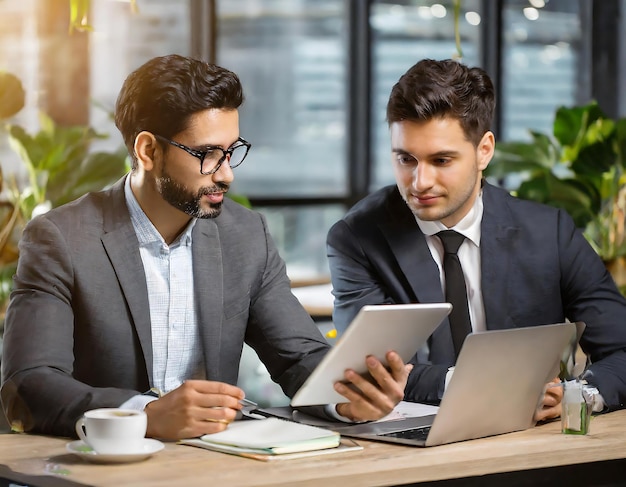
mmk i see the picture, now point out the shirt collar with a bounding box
[415,190,483,247]
[124,174,196,247]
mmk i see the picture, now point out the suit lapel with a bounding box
[480,184,519,330]
[379,190,455,363]
[379,190,445,305]
[192,220,224,380]
[100,177,154,384]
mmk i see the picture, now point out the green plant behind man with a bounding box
[486,102,626,264]
[6,113,128,221]
[0,71,129,334]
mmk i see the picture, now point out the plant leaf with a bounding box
[517,174,596,229]
[50,149,128,206]
[554,103,605,148]
[0,72,26,119]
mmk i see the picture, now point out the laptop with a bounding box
[299,322,578,447]
[290,303,452,406]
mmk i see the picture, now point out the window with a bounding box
[90,0,193,151]
[370,0,483,190]
[0,0,193,179]
[215,0,347,279]
[216,0,348,199]
[0,0,611,281]
[501,0,583,141]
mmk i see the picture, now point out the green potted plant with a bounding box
[485,102,626,291]
[0,71,129,337]
[0,71,27,327]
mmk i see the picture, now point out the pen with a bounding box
[240,398,258,408]
[239,398,266,420]
[546,379,587,388]
[211,398,257,411]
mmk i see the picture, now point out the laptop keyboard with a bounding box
[379,426,431,441]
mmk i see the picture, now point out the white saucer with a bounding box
[66,439,164,464]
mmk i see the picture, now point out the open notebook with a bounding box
[179,417,362,461]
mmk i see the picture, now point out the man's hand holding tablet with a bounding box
[290,303,452,421]
[333,350,414,422]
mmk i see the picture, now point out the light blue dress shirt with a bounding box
[120,176,204,409]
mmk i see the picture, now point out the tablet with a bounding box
[290,303,452,406]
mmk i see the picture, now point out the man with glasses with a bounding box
[1,54,409,440]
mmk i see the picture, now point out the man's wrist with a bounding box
[120,393,158,411]
[325,404,368,423]
[579,370,608,413]
[325,404,352,422]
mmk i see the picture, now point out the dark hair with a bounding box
[114,54,244,169]
[386,59,495,146]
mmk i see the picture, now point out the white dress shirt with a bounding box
[416,191,486,333]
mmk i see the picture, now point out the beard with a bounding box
[156,166,229,219]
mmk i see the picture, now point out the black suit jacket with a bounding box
[327,182,626,409]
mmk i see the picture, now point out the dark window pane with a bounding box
[216,1,347,199]
[371,0,483,190]
[501,0,582,141]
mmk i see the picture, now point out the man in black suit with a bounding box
[327,59,626,420]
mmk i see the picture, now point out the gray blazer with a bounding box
[1,176,330,436]
[328,182,626,409]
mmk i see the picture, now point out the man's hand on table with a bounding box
[534,377,563,422]
[144,380,246,440]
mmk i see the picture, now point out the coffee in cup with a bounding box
[75,408,147,454]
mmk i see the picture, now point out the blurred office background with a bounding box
[0,0,624,404]
[1,0,624,284]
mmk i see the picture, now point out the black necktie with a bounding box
[437,230,472,358]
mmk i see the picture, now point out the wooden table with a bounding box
[290,283,334,318]
[1,410,626,487]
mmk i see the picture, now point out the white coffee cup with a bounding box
[75,408,147,455]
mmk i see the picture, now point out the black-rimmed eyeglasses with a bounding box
[154,134,251,175]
